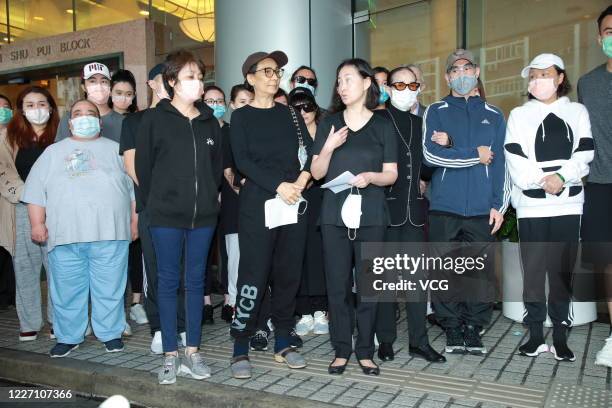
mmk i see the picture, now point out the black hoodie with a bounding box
[135,99,223,229]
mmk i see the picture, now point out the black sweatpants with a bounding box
[322,225,386,360]
[139,209,186,335]
[230,191,308,345]
[375,223,428,347]
[429,214,494,329]
[518,215,580,327]
[128,239,143,294]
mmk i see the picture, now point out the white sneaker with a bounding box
[85,322,92,337]
[180,331,186,347]
[312,311,329,335]
[374,333,379,347]
[295,315,314,336]
[123,322,132,336]
[595,336,612,368]
[129,304,149,325]
[151,331,163,355]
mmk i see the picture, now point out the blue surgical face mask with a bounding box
[209,104,226,119]
[0,107,12,124]
[378,85,389,104]
[449,75,478,96]
[295,82,316,95]
[70,115,100,139]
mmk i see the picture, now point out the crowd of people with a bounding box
[0,5,610,387]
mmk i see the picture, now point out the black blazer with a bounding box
[375,106,433,227]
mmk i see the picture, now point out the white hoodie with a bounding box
[504,97,594,219]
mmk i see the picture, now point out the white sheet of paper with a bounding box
[321,171,355,194]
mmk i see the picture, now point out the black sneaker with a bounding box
[221,304,234,323]
[445,327,465,354]
[289,328,303,349]
[50,343,79,358]
[202,304,214,325]
[464,325,487,355]
[104,338,125,353]
[250,330,269,351]
[551,341,576,362]
[518,338,548,357]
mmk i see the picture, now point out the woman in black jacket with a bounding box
[373,66,445,364]
[135,50,222,385]
[229,51,312,379]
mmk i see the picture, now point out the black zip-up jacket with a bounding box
[135,99,223,229]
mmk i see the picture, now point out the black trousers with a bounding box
[138,209,186,335]
[128,239,143,295]
[375,223,429,347]
[518,215,580,327]
[322,225,385,360]
[0,246,15,308]
[429,214,494,329]
[230,193,308,345]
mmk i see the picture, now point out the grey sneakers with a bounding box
[158,352,212,384]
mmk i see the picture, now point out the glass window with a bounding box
[5,0,73,42]
[354,0,459,106]
[75,0,146,31]
[466,0,611,115]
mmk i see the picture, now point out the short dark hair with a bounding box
[598,6,612,33]
[388,66,417,84]
[290,65,317,83]
[70,99,101,118]
[109,69,138,113]
[162,49,206,99]
[0,94,12,109]
[330,59,379,113]
[372,66,389,77]
[203,85,226,100]
[230,84,253,102]
[527,66,571,100]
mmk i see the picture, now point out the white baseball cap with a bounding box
[82,62,110,80]
[520,53,565,78]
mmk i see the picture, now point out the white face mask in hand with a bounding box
[341,187,362,240]
[264,195,308,229]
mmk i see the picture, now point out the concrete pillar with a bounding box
[214,0,352,111]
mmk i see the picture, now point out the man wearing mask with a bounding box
[55,62,124,143]
[422,49,510,356]
[406,64,427,118]
[579,5,612,368]
[289,66,319,95]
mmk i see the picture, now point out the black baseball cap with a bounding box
[148,63,166,80]
[241,51,288,77]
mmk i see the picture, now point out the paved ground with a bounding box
[0,301,610,408]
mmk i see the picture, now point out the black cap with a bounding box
[241,51,288,77]
[148,63,166,80]
[288,87,315,104]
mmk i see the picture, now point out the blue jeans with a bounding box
[150,226,215,352]
[48,241,129,344]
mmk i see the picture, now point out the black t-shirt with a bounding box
[15,145,45,182]
[119,109,146,212]
[220,122,239,235]
[312,111,398,226]
[230,103,312,196]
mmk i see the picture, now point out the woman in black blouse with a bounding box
[311,58,398,376]
[229,51,312,379]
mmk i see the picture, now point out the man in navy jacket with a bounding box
[422,49,510,356]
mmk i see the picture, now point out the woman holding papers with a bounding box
[228,51,312,379]
[310,58,398,376]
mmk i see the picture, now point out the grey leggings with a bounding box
[13,203,53,332]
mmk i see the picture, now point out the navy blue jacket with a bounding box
[422,95,510,217]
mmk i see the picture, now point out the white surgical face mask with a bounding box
[86,83,111,105]
[390,88,419,111]
[24,108,50,125]
[112,94,134,110]
[264,195,308,229]
[175,79,203,103]
[341,187,362,240]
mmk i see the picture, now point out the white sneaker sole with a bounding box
[445,346,466,354]
[466,346,488,355]
[19,335,37,342]
[550,346,576,362]
[106,347,124,353]
[295,328,312,336]
[50,344,79,358]
[180,364,211,380]
[519,343,548,357]
[313,328,329,335]
[158,377,177,385]
[130,312,149,325]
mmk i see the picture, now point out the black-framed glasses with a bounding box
[254,67,284,78]
[294,75,318,87]
[204,98,225,105]
[291,102,317,113]
[390,81,420,91]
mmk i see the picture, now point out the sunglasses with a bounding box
[204,98,225,105]
[390,81,420,91]
[292,102,317,113]
[254,67,284,79]
[294,75,318,87]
